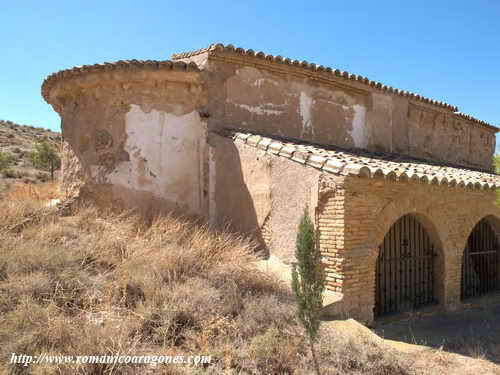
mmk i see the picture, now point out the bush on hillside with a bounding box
[0,151,15,171]
[30,141,61,180]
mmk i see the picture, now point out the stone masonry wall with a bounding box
[60,140,85,199]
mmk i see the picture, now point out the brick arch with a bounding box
[455,206,500,254]
[365,191,448,256]
[365,191,500,309]
[459,212,500,300]
[364,190,450,308]
[480,214,500,237]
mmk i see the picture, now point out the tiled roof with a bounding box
[172,43,498,131]
[453,112,495,129]
[41,60,199,102]
[222,129,500,190]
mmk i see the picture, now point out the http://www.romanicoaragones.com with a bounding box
[10,352,212,367]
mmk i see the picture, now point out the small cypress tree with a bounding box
[291,207,325,375]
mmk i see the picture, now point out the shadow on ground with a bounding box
[374,292,500,363]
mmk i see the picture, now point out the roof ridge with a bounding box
[453,112,495,129]
[172,43,498,131]
[217,129,500,191]
[41,59,199,103]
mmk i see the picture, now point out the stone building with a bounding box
[42,43,500,324]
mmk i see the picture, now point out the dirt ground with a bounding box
[374,292,500,363]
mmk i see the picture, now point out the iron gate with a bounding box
[375,214,437,317]
[461,218,499,299]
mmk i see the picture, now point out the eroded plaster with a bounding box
[349,104,368,148]
[299,92,313,137]
[106,104,206,214]
[228,102,285,116]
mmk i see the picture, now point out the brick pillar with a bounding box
[316,178,345,294]
[338,248,377,324]
[442,249,462,309]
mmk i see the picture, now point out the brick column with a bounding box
[442,249,462,309]
[339,248,377,324]
[316,177,345,294]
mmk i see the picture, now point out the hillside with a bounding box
[0,187,499,374]
[0,120,61,192]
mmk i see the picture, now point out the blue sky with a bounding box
[1,1,499,150]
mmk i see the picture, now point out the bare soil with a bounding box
[375,294,500,365]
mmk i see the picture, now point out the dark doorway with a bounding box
[375,214,437,317]
[461,218,499,300]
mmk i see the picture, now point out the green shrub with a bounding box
[30,142,61,180]
[0,151,15,171]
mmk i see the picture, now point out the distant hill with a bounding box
[0,120,62,191]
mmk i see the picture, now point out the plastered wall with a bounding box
[210,134,320,261]
[195,56,496,171]
[106,105,207,215]
[50,69,209,215]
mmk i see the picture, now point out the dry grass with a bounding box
[0,182,60,230]
[0,192,498,374]
[2,181,59,201]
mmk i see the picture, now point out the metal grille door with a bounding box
[461,219,499,300]
[375,214,437,317]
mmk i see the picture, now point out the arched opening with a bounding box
[461,217,500,300]
[375,214,439,317]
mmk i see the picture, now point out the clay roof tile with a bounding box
[220,129,500,191]
[41,58,200,103]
